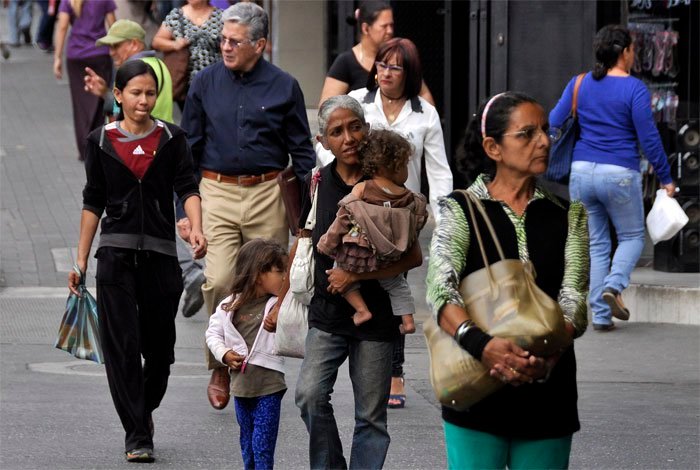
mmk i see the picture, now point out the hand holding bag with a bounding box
[55,266,104,364]
[162,8,190,102]
[646,188,688,244]
[545,73,586,184]
[275,168,320,357]
[424,190,572,410]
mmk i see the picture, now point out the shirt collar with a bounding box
[229,56,265,82]
[329,159,367,190]
[362,88,424,114]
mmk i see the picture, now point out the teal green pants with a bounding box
[443,421,572,469]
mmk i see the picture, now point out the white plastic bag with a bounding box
[646,189,688,244]
[289,167,320,306]
[289,237,314,305]
[274,290,308,358]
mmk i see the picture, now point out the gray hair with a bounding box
[318,95,366,137]
[222,3,269,40]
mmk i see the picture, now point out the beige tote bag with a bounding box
[425,190,571,411]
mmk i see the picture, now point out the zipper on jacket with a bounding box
[96,122,181,250]
[137,179,144,250]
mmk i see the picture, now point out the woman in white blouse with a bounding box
[317,37,452,223]
[316,37,452,408]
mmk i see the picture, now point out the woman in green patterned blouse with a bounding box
[426,91,590,469]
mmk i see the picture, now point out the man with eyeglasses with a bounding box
[181,2,315,411]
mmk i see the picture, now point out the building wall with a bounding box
[272,0,326,111]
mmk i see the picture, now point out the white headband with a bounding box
[481,92,506,139]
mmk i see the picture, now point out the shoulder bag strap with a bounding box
[571,73,586,118]
[457,190,506,263]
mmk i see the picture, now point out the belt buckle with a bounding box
[238,174,260,187]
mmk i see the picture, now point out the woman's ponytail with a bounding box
[455,92,538,184]
[592,24,632,80]
[456,116,490,185]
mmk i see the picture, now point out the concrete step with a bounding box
[624,267,700,325]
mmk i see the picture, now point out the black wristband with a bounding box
[456,326,493,361]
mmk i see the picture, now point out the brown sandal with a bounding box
[602,288,630,321]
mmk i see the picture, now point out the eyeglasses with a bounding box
[219,36,255,48]
[375,61,404,74]
[502,126,562,143]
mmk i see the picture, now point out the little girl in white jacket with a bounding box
[205,239,287,469]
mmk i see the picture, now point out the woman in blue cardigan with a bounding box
[550,24,676,331]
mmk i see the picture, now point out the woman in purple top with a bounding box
[550,24,676,331]
[53,0,116,161]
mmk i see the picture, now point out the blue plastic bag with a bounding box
[55,267,104,364]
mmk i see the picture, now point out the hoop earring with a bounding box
[374,74,378,85]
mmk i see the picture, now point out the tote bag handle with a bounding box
[457,190,506,299]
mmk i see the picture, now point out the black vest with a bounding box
[442,191,580,439]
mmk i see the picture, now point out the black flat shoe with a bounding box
[592,322,616,332]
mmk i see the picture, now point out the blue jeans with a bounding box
[35,0,55,47]
[234,391,284,470]
[7,0,32,45]
[569,161,644,325]
[295,328,393,470]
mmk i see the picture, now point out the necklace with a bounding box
[380,90,405,122]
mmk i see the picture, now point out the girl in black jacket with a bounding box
[68,60,206,463]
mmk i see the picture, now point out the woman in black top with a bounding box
[319,1,434,106]
[292,95,422,469]
[68,60,206,463]
[427,92,590,469]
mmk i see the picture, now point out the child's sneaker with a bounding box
[125,447,155,463]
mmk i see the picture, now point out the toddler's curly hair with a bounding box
[358,129,413,178]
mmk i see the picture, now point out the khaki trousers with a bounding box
[200,177,289,369]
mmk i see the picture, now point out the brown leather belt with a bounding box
[201,169,281,187]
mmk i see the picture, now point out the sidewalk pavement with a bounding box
[1,34,699,469]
